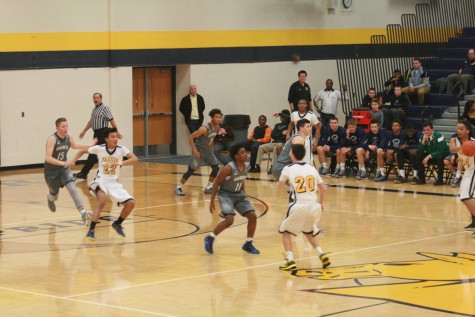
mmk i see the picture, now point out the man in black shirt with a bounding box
[74,93,120,180]
[288,70,312,112]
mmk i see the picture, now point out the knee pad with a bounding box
[183,167,196,180]
[210,165,219,178]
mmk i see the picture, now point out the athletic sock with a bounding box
[322,162,328,168]
[413,170,418,177]
[286,251,294,261]
[206,182,213,189]
[210,232,216,238]
[177,184,183,189]
[116,217,125,225]
[456,171,461,178]
[399,170,405,178]
[90,221,97,231]
[316,247,324,255]
[246,237,253,242]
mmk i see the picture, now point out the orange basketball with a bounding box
[461,140,475,157]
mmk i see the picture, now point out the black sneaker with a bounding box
[433,180,444,186]
[394,175,406,184]
[411,176,419,185]
[464,221,475,231]
[73,172,87,180]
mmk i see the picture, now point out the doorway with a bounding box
[132,67,176,156]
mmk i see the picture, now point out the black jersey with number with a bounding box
[44,133,70,173]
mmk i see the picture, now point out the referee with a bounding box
[73,92,121,180]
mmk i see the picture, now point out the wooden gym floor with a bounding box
[0,161,474,317]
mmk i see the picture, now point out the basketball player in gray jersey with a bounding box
[175,109,223,196]
[44,118,96,225]
[272,118,314,180]
[204,143,260,254]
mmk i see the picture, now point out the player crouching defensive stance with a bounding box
[278,143,330,270]
[73,128,138,241]
[205,143,260,254]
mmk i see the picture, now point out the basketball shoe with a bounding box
[320,253,331,268]
[86,230,95,241]
[279,261,296,271]
[242,241,260,254]
[112,222,126,237]
[204,235,214,254]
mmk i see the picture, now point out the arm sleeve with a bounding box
[256,127,272,143]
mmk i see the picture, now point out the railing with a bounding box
[339,0,475,116]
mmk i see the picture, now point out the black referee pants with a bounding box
[79,128,107,175]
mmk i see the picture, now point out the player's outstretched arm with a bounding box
[70,137,98,150]
[71,149,89,164]
[189,126,207,157]
[209,165,230,214]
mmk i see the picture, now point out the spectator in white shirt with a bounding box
[313,79,342,126]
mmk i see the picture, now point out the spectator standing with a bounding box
[288,70,312,112]
[313,79,342,126]
[74,93,121,180]
[446,48,475,96]
[179,84,206,134]
[213,123,235,165]
[402,58,430,106]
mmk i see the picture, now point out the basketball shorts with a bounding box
[44,167,75,195]
[279,201,321,236]
[89,178,133,205]
[189,148,218,170]
[459,171,475,201]
[218,192,254,216]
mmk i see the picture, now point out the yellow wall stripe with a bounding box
[0,29,385,52]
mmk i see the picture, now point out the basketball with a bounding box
[461,140,475,157]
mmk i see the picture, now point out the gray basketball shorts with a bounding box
[272,161,286,180]
[189,148,218,170]
[218,192,254,216]
[44,167,75,195]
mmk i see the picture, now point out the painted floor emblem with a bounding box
[291,252,475,316]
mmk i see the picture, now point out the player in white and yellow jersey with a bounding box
[453,121,475,233]
[278,143,330,271]
[73,128,138,241]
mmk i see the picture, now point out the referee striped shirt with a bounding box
[91,103,113,131]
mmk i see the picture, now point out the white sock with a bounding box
[79,208,86,214]
[413,170,418,177]
[177,184,183,189]
[340,163,345,168]
[359,165,365,171]
[456,171,461,178]
[210,232,216,238]
[322,162,328,168]
[206,182,213,189]
[246,237,253,242]
[379,168,385,176]
[316,247,324,255]
[286,251,294,261]
[399,170,405,178]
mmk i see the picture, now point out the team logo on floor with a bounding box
[291,252,475,316]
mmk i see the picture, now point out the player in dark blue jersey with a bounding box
[316,116,345,176]
[335,119,366,178]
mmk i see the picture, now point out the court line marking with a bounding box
[67,230,467,299]
[267,203,470,225]
[0,285,178,317]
